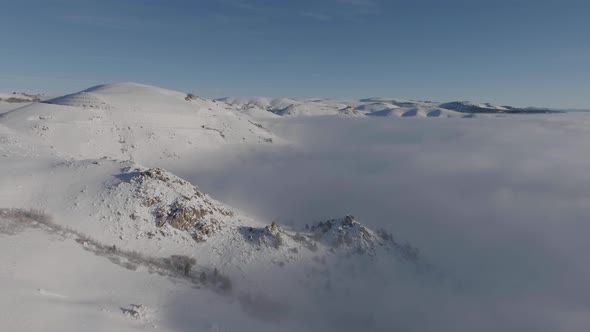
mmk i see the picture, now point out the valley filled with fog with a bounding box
[1,83,589,331]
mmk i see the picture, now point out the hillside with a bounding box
[0,81,580,331]
[0,92,43,103]
[0,83,276,162]
[221,96,564,118]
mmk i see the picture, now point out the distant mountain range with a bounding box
[218,95,566,117]
[1,82,571,116]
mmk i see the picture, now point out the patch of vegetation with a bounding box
[0,208,233,294]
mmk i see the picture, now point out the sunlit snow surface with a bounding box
[1,84,590,331]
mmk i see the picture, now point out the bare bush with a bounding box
[185,93,198,101]
[0,208,232,294]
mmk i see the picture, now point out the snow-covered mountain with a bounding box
[0,82,276,162]
[0,81,576,331]
[221,96,564,118]
[219,96,353,117]
[0,145,427,330]
[0,81,433,330]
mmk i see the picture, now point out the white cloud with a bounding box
[161,114,590,331]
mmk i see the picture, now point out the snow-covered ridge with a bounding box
[45,91,112,109]
[219,96,353,117]
[246,215,422,263]
[439,101,509,112]
[221,95,564,118]
[366,106,458,118]
[44,82,211,110]
[101,166,424,268]
[0,82,277,161]
[0,81,579,331]
[82,82,181,95]
[0,92,42,103]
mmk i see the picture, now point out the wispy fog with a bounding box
[162,114,590,331]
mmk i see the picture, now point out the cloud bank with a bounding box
[160,114,590,331]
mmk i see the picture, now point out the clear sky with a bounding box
[1,0,589,108]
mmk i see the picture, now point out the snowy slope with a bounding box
[219,96,504,118]
[220,95,562,118]
[0,205,428,332]
[0,92,42,115]
[366,106,464,118]
[0,102,29,115]
[218,96,300,112]
[0,83,276,162]
[354,101,400,113]
[0,153,420,272]
[0,209,275,332]
[438,101,510,113]
[0,81,579,331]
[219,96,352,117]
[0,92,42,103]
[0,145,427,331]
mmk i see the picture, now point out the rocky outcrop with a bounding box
[123,167,235,242]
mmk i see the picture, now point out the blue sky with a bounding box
[1,0,589,108]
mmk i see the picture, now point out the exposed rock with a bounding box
[184,93,200,101]
[243,222,286,249]
[121,167,235,242]
[245,215,423,264]
[309,215,382,255]
[121,304,150,320]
